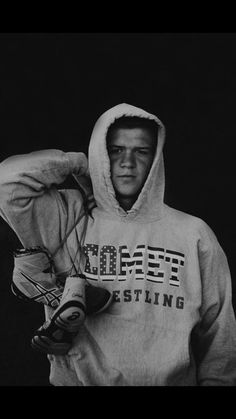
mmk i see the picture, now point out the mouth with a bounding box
[118,175,135,178]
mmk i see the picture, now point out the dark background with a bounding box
[0,32,236,386]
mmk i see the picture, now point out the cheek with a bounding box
[109,159,118,176]
[139,159,153,179]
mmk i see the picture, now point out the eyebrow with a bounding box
[108,145,153,150]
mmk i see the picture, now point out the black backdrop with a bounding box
[0,33,235,386]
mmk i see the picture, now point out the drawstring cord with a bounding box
[50,174,96,277]
[67,209,89,276]
[50,206,87,260]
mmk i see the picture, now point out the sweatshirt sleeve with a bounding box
[0,149,88,259]
[193,221,236,386]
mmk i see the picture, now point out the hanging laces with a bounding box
[67,208,89,276]
[51,206,87,260]
[50,174,95,276]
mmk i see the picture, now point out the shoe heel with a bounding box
[52,275,86,333]
[54,300,86,332]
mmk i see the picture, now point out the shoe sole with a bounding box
[31,335,71,355]
[31,321,74,355]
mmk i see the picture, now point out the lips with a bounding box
[118,175,135,178]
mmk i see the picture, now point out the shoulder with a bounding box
[164,204,220,248]
[164,204,208,230]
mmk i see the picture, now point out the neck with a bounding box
[117,195,136,211]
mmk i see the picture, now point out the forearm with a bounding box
[0,149,88,204]
[0,149,87,252]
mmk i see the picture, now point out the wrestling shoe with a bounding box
[32,275,86,355]
[46,274,113,333]
[12,246,63,308]
[85,282,113,315]
[12,247,113,315]
[12,247,113,355]
[51,275,86,334]
[31,274,113,355]
[31,320,76,355]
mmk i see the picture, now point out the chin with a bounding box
[118,190,138,198]
[116,190,140,200]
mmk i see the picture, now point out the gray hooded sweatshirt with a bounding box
[0,103,236,386]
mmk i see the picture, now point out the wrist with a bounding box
[66,152,88,176]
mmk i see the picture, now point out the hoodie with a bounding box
[0,103,236,386]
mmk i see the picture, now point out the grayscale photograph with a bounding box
[0,32,236,387]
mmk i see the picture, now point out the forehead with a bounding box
[108,128,156,148]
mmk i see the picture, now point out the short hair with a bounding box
[106,116,158,146]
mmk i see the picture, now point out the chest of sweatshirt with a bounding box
[66,207,203,331]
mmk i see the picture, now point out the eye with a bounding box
[108,146,123,155]
[136,148,151,155]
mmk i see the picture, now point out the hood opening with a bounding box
[105,115,159,212]
[88,103,166,222]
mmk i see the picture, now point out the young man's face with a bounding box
[107,127,156,210]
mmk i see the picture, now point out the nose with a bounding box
[120,151,136,168]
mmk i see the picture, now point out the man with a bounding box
[0,103,236,386]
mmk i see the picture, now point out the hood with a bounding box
[88,103,166,222]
